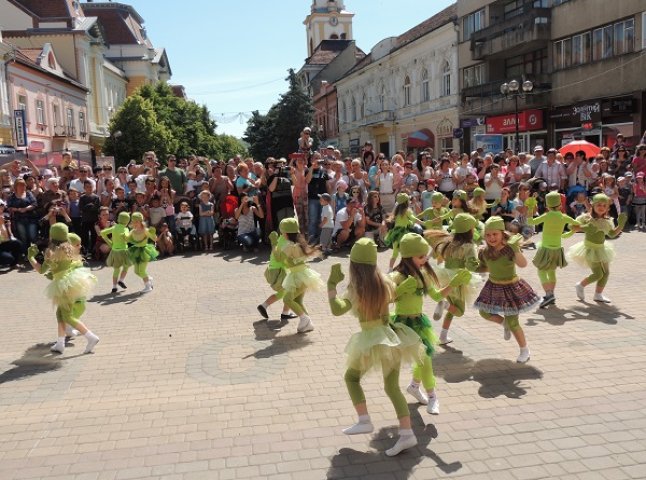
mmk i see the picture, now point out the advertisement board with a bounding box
[474,134,503,153]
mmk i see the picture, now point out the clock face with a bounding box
[329,16,338,26]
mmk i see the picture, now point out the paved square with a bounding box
[1,231,645,480]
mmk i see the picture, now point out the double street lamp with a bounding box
[500,79,533,154]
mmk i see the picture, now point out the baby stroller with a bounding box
[218,194,239,250]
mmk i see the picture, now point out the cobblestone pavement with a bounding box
[1,230,645,480]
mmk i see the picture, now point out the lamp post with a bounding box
[500,79,533,154]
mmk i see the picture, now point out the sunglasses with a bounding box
[103,167,112,171]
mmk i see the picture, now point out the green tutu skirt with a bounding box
[532,244,567,270]
[434,265,483,305]
[264,267,286,292]
[391,313,439,357]
[128,244,159,264]
[45,267,97,308]
[384,225,410,248]
[567,241,615,268]
[106,249,131,269]
[345,321,424,375]
[282,264,324,293]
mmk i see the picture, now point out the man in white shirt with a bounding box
[332,200,365,248]
[528,145,545,177]
[535,148,566,191]
[484,164,505,201]
[68,165,96,192]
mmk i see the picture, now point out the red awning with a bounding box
[407,128,435,148]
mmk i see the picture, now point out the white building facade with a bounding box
[0,33,13,145]
[336,7,460,157]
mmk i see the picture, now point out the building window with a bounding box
[440,62,451,97]
[592,28,603,61]
[66,108,74,136]
[572,32,591,65]
[379,86,385,111]
[602,25,613,58]
[614,19,634,55]
[463,63,486,88]
[421,69,429,102]
[462,9,485,42]
[36,100,45,125]
[350,96,356,122]
[643,12,646,49]
[79,111,86,135]
[440,137,453,153]
[17,94,27,117]
[553,39,572,70]
[52,104,59,127]
[403,76,411,106]
[360,95,365,119]
[341,101,346,124]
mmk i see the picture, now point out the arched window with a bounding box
[441,61,451,97]
[403,75,411,106]
[350,96,357,122]
[330,34,339,39]
[421,68,429,102]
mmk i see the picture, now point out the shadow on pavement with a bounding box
[433,347,543,399]
[89,291,143,305]
[526,303,634,327]
[211,249,269,266]
[0,343,61,384]
[244,319,312,359]
[326,406,461,479]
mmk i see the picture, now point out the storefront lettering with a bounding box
[572,103,600,122]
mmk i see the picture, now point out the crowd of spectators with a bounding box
[1,129,646,270]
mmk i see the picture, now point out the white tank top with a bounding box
[379,173,394,194]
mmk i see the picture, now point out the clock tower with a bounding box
[304,0,354,57]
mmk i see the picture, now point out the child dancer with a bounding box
[390,233,470,414]
[469,187,497,221]
[127,212,158,294]
[327,238,423,456]
[257,230,297,321]
[425,213,482,345]
[417,192,450,230]
[100,211,131,293]
[27,223,99,354]
[568,194,626,303]
[474,216,540,363]
[526,192,579,308]
[279,218,323,333]
[384,193,424,271]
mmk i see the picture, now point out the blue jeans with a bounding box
[307,198,322,243]
[13,219,38,252]
[238,231,260,248]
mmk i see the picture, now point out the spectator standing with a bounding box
[528,145,545,177]
[6,178,38,252]
[306,153,329,244]
[484,164,505,202]
[159,155,186,194]
[267,158,294,230]
[79,180,100,256]
[291,156,309,235]
[535,148,567,190]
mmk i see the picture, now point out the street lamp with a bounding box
[500,79,533,154]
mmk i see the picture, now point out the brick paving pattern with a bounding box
[1,231,645,480]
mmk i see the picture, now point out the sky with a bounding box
[125,0,454,139]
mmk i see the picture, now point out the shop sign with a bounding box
[603,97,635,115]
[13,110,27,147]
[460,117,485,128]
[29,140,45,152]
[453,128,464,139]
[486,109,543,134]
[550,101,601,123]
[474,134,504,153]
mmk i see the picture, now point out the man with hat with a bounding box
[528,145,544,177]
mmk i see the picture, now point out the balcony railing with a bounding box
[471,7,551,60]
[462,74,551,99]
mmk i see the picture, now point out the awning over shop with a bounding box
[407,128,435,148]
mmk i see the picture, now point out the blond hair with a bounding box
[347,262,394,322]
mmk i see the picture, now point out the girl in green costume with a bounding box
[257,230,297,321]
[28,223,100,354]
[474,216,540,363]
[417,192,450,230]
[390,233,470,415]
[279,218,323,333]
[526,191,579,308]
[127,212,158,294]
[100,211,132,294]
[568,194,626,303]
[327,238,423,456]
[384,193,424,271]
[425,213,483,345]
[468,187,497,221]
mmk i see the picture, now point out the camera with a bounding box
[247,200,255,208]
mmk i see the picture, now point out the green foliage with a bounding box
[243,69,316,160]
[105,82,247,166]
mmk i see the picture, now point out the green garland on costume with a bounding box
[127,213,158,282]
[101,212,132,283]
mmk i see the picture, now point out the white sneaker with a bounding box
[575,283,585,301]
[342,421,374,435]
[517,348,531,364]
[503,323,511,341]
[65,326,79,337]
[50,342,65,354]
[427,395,440,415]
[432,300,446,321]
[148,276,154,289]
[385,434,418,456]
[406,384,428,405]
[297,315,314,333]
[438,334,453,345]
[142,283,153,293]
[84,334,100,354]
[593,293,611,303]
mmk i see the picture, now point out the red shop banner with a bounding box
[486,109,544,134]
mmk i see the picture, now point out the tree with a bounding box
[243,69,316,160]
[105,82,247,165]
[104,96,176,165]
